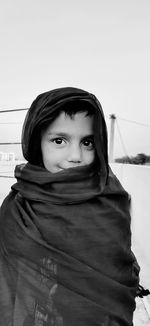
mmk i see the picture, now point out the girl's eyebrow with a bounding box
[47,132,94,138]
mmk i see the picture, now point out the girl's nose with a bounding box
[67,144,82,163]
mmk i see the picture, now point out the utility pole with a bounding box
[109,114,116,163]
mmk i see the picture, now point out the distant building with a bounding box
[0,152,15,161]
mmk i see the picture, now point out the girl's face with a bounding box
[41,111,95,173]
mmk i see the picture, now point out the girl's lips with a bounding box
[57,163,84,171]
[56,166,64,172]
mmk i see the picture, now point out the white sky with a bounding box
[0,0,150,159]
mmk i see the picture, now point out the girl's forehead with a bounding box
[45,111,94,135]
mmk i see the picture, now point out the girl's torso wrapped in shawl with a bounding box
[0,87,139,326]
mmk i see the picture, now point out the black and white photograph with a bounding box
[0,1,150,325]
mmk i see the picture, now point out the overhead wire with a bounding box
[115,118,129,157]
[106,114,150,129]
[0,108,28,113]
[0,175,14,179]
[116,116,150,129]
[0,142,21,145]
[0,122,23,125]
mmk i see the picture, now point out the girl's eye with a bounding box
[82,138,94,149]
[52,138,65,145]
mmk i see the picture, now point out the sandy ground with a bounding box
[0,162,150,325]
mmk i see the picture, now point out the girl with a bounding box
[0,87,139,325]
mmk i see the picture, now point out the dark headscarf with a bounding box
[22,88,107,165]
[0,87,139,326]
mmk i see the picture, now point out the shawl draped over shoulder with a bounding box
[0,87,139,326]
